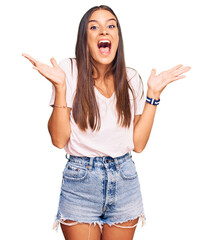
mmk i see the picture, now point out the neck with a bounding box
[92,61,113,82]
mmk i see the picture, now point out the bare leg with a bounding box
[101,217,139,240]
[60,220,102,240]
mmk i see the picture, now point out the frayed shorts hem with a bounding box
[53,212,146,233]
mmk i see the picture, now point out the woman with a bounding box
[22,5,191,240]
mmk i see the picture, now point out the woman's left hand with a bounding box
[147,64,191,99]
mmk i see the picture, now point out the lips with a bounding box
[97,39,111,55]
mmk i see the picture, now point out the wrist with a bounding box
[55,83,66,93]
[147,88,160,100]
[146,96,160,106]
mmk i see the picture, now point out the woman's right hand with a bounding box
[22,53,66,87]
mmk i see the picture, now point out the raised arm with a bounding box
[22,53,71,148]
[133,64,191,153]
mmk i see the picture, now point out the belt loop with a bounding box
[114,158,120,171]
[88,157,94,171]
[65,153,70,161]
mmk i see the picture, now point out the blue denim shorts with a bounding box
[53,152,146,232]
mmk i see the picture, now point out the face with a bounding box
[87,9,119,66]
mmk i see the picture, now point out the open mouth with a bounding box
[97,40,111,55]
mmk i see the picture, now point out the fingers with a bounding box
[174,66,191,76]
[32,66,40,71]
[150,68,156,77]
[169,66,190,83]
[22,53,39,66]
[166,65,191,84]
[22,53,59,71]
[50,57,58,68]
[173,75,186,81]
[165,74,186,85]
[167,64,183,73]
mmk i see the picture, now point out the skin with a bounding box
[21,53,71,148]
[87,10,119,71]
[22,8,191,240]
[87,9,119,98]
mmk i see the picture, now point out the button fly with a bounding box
[105,159,114,163]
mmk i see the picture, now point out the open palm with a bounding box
[148,64,191,97]
[22,53,66,87]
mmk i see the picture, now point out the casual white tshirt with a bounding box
[50,58,145,157]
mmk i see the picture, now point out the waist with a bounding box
[65,151,132,166]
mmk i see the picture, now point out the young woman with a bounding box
[22,5,191,240]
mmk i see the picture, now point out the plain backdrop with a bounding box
[1,0,212,239]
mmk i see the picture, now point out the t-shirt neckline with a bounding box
[94,86,115,101]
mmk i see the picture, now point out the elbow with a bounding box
[133,144,146,153]
[133,147,144,153]
[52,142,66,149]
[50,136,69,149]
[48,124,70,149]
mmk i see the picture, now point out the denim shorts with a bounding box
[53,151,146,232]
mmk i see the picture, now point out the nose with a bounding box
[99,27,108,36]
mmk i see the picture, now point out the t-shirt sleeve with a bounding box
[134,72,145,115]
[49,58,73,108]
[127,68,145,115]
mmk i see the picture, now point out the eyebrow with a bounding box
[88,18,117,23]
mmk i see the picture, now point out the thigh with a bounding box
[60,220,102,240]
[101,217,139,240]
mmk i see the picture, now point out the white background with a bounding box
[1,0,212,239]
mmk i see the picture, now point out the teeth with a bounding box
[98,40,111,44]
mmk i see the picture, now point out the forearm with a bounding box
[48,86,71,148]
[134,63,191,152]
[133,89,159,152]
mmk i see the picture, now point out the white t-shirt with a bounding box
[50,58,145,157]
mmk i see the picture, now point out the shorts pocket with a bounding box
[63,161,88,181]
[119,158,138,180]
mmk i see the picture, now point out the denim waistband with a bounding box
[65,151,131,171]
[66,151,131,162]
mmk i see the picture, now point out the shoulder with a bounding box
[58,58,78,85]
[126,67,138,79]
[58,58,77,73]
[57,58,78,90]
[58,58,70,70]
[126,67,143,88]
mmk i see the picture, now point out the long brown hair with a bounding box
[73,5,134,131]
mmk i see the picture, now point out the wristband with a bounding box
[52,104,67,108]
[146,96,160,105]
